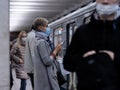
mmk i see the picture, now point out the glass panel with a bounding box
[53,27,63,59]
[69,26,73,44]
[74,25,77,32]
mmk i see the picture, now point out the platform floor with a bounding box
[11,69,32,90]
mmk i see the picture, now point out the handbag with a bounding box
[57,70,66,86]
[54,61,66,86]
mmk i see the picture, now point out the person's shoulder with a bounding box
[12,42,19,50]
[76,23,90,33]
[36,39,46,46]
[78,23,89,29]
[27,31,35,39]
[28,30,35,36]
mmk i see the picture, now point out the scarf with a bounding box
[35,31,54,51]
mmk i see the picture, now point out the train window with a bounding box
[54,28,63,46]
[54,27,63,59]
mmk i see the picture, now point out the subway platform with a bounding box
[11,69,32,90]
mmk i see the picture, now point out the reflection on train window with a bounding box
[74,25,77,32]
[84,16,91,24]
[68,23,77,44]
[54,27,63,58]
[83,12,93,24]
[49,31,53,42]
[54,28,63,46]
[69,26,73,43]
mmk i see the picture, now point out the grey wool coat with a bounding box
[24,30,35,74]
[33,38,60,90]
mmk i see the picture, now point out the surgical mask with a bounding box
[22,37,26,42]
[96,3,119,16]
[45,27,51,35]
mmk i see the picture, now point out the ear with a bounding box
[38,25,44,31]
[38,25,42,29]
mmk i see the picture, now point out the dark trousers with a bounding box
[10,65,13,89]
[28,73,34,89]
[20,79,27,90]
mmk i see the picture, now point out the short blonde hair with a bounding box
[32,17,48,30]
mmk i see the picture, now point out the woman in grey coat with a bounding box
[32,17,62,90]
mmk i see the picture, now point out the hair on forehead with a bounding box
[32,17,48,30]
[33,17,48,25]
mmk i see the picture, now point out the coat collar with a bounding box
[35,31,48,41]
[89,12,120,31]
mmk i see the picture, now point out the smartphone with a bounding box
[60,41,65,45]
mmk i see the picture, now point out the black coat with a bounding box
[63,15,120,90]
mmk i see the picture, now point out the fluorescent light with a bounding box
[10,0,55,1]
[10,13,26,19]
[10,8,41,12]
[10,8,58,12]
[10,5,33,9]
[10,2,47,6]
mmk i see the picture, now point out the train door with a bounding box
[66,22,78,90]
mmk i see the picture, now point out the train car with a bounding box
[49,2,96,60]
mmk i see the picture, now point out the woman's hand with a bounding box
[53,43,62,54]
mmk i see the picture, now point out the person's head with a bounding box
[96,0,119,20]
[32,17,48,32]
[17,31,27,46]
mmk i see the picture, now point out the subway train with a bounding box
[48,2,96,60]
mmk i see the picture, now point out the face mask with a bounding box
[96,3,119,16]
[45,27,51,35]
[22,37,26,42]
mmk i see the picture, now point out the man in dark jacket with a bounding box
[63,0,120,90]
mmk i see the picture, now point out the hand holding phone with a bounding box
[53,42,63,55]
[60,41,64,45]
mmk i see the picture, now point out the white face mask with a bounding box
[96,3,119,16]
[22,37,26,42]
